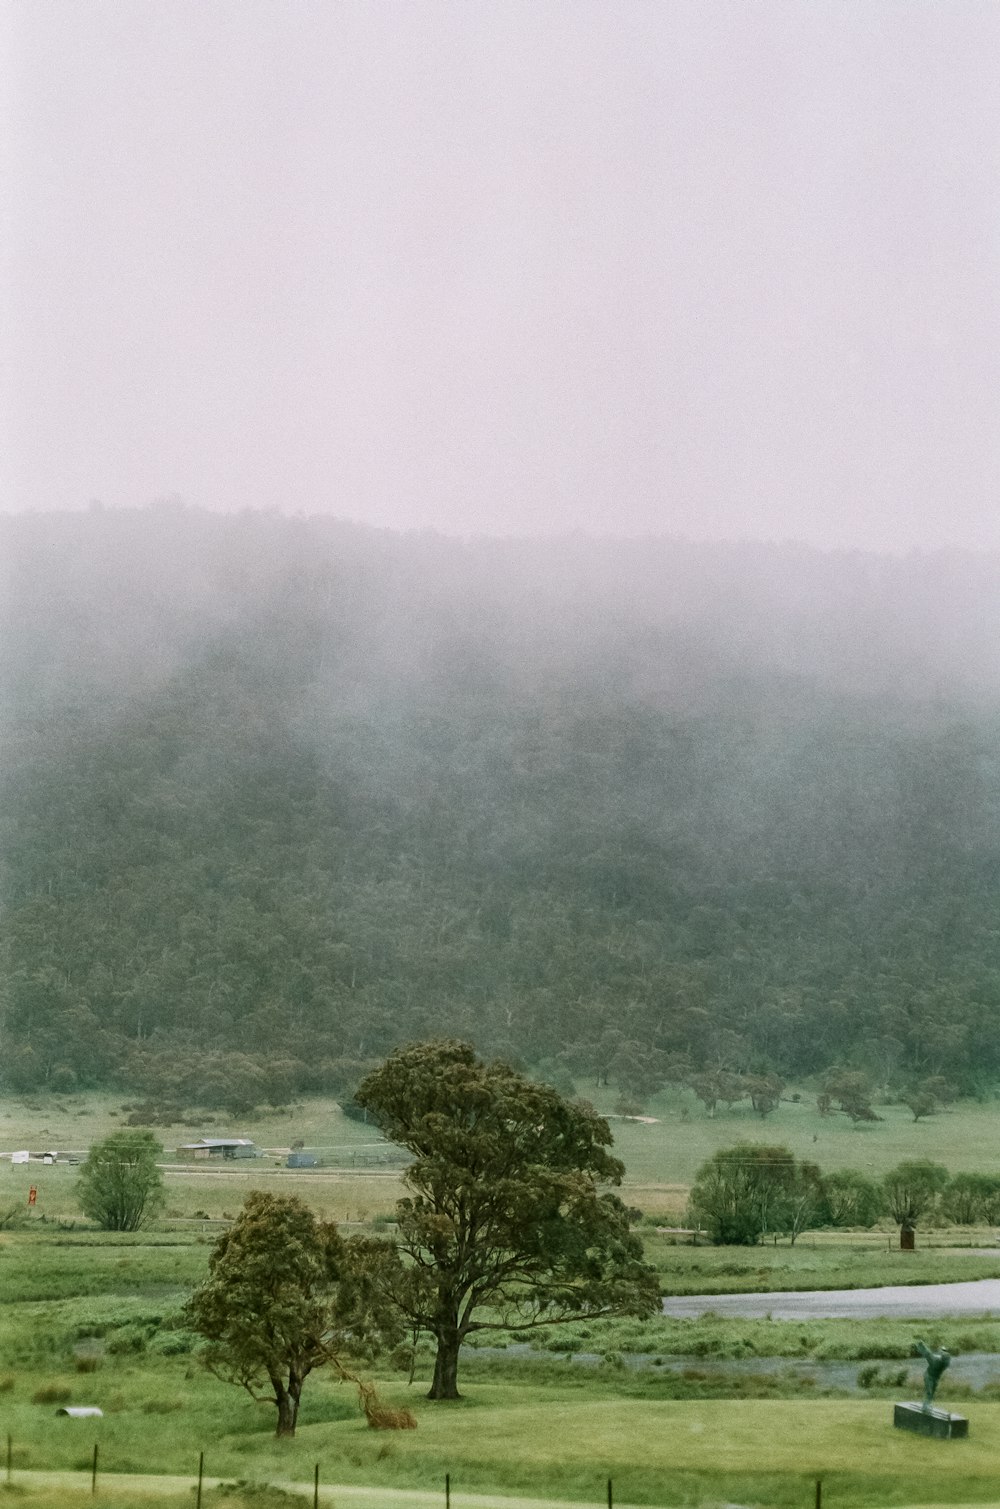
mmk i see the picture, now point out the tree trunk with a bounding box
[428,1327,462,1400]
[900,1223,915,1251]
[274,1378,301,1436]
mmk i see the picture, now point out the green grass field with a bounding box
[5,1091,1000,1507]
[641,1231,1000,1291]
[3,1225,1000,1507]
[4,1382,1000,1508]
[6,1086,1000,1225]
[603,1085,1000,1188]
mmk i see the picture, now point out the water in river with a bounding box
[660,1278,1000,1320]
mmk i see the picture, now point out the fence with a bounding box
[4,1436,828,1507]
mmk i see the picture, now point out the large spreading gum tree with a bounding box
[355,1039,660,1400]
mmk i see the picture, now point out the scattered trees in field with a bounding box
[183,1192,401,1436]
[687,1070,781,1119]
[688,1143,802,1245]
[902,1077,959,1122]
[689,1144,1000,1246]
[354,1039,660,1399]
[940,1172,1000,1226]
[823,1169,882,1229]
[818,1070,881,1124]
[881,1160,950,1249]
[76,1129,165,1231]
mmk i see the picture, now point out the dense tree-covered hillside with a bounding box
[4,508,1000,1104]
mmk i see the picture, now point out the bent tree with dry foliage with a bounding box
[184,1191,400,1436]
[356,1039,660,1400]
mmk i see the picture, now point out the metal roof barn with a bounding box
[176,1138,258,1160]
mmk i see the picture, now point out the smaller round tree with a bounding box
[688,1143,798,1245]
[184,1191,401,1436]
[882,1160,949,1249]
[76,1129,165,1231]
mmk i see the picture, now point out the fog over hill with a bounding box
[3,508,1000,1108]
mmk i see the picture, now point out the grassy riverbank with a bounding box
[643,1231,1000,1292]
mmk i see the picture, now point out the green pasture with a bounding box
[4,1376,1000,1507]
[642,1232,1000,1292]
[7,1224,1000,1370]
[3,1222,1000,1507]
[0,1093,376,1151]
[0,1089,405,1226]
[6,1086,1000,1219]
[5,1090,1000,1508]
[603,1086,1000,1188]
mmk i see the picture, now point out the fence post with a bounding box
[91,1442,98,1496]
[446,1471,451,1509]
[6,1434,12,1486]
[815,1479,822,1509]
[196,1450,204,1509]
[607,1477,613,1509]
[314,1461,320,1509]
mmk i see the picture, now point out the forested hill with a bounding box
[4,506,1000,1107]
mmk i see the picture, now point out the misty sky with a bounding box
[5,1,999,549]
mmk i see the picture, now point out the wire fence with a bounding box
[4,1435,829,1508]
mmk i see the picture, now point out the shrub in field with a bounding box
[942,1171,1000,1225]
[31,1384,71,1403]
[688,1143,800,1245]
[107,1324,148,1355]
[353,1374,417,1429]
[72,1337,105,1369]
[857,1364,908,1389]
[882,1159,949,1248]
[149,1329,197,1356]
[209,1485,301,1508]
[76,1128,165,1231]
[822,1168,882,1228]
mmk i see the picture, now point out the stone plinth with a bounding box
[893,1403,968,1439]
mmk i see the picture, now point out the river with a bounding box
[661,1278,1000,1320]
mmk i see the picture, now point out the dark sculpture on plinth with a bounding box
[892,1338,967,1439]
[915,1339,950,1410]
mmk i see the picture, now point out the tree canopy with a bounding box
[6,511,1000,1105]
[76,1129,165,1231]
[183,1191,399,1435]
[355,1040,660,1398]
[688,1143,806,1246]
[881,1160,950,1248]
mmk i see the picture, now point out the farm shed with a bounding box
[176,1138,258,1160]
[287,1151,318,1168]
